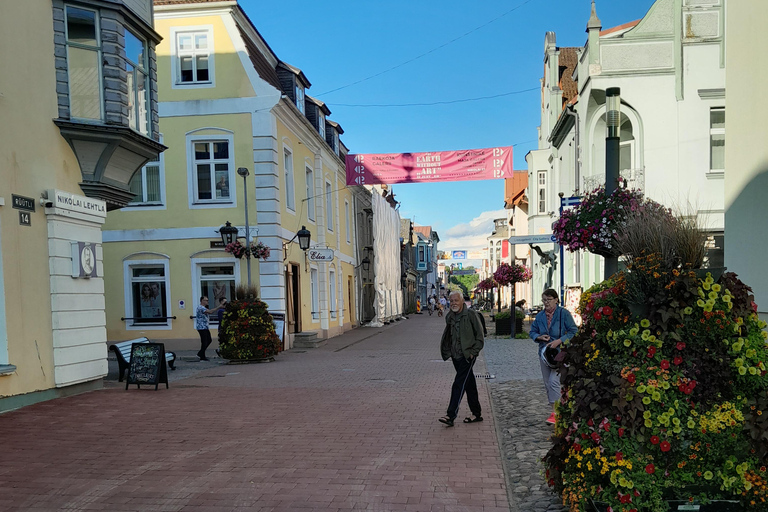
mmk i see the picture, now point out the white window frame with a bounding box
[306,166,315,223]
[709,107,725,173]
[284,145,296,213]
[124,134,166,210]
[619,140,635,172]
[186,131,236,209]
[325,180,333,232]
[123,258,172,330]
[310,266,319,322]
[329,266,337,319]
[125,27,151,136]
[345,200,351,244]
[318,113,326,140]
[191,257,240,327]
[64,5,104,122]
[537,171,546,214]
[295,84,305,114]
[170,25,215,89]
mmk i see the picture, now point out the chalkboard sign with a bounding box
[269,312,285,344]
[126,342,168,390]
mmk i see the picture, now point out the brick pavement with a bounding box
[0,313,510,512]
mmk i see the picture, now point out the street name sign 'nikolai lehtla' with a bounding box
[508,234,556,245]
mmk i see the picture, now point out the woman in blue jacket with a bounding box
[529,288,578,424]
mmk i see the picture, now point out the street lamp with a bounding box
[237,167,253,287]
[219,221,238,246]
[283,225,312,261]
[361,256,370,272]
[604,87,621,277]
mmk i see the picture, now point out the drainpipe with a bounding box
[563,103,580,194]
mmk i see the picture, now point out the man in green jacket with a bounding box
[439,290,485,427]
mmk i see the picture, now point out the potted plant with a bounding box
[494,310,512,335]
[250,241,271,261]
[218,285,281,363]
[543,263,768,512]
[493,262,533,319]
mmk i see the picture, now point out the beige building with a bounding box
[0,0,163,410]
[724,0,768,320]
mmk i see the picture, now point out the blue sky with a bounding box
[245,0,656,253]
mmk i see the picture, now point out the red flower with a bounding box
[673,356,683,366]
[591,432,601,443]
[594,312,603,320]
[618,427,625,437]
[573,443,582,452]
[627,373,636,384]
[615,451,623,461]
[648,346,657,357]
[634,490,640,497]
[660,440,671,452]
[650,435,660,445]
[660,359,670,370]
[676,342,686,350]
[620,493,632,504]
[587,418,594,427]
[645,464,655,474]
[603,306,613,316]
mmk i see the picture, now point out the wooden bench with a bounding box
[109,337,176,382]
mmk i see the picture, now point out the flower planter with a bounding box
[495,317,511,335]
[515,317,523,334]
[694,267,727,282]
[590,500,742,512]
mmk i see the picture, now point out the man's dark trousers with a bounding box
[447,356,481,420]
[197,329,212,358]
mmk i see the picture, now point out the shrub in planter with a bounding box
[495,310,512,321]
[218,293,281,362]
[544,263,768,512]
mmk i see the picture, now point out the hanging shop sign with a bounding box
[307,248,334,262]
[345,146,513,185]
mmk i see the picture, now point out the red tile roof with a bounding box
[413,226,433,238]
[504,171,528,208]
[601,20,641,36]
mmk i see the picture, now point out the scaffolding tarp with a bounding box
[369,190,403,326]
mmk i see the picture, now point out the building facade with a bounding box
[528,0,726,305]
[101,0,360,350]
[413,226,439,303]
[0,0,163,409]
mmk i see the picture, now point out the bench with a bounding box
[109,337,176,382]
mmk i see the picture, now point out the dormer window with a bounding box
[318,112,325,139]
[331,130,339,154]
[295,84,305,114]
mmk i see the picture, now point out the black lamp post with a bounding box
[297,226,311,250]
[605,87,621,278]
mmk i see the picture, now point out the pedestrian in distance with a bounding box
[438,290,485,427]
[529,289,578,425]
[428,295,436,316]
[195,296,225,361]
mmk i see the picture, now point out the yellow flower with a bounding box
[644,418,653,428]
[703,282,711,291]
[637,384,647,393]
[684,307,693,315]
[704,471,714,480]
[723,295,731,303]
[697,299,705,307]
[688,419,696,429]
[712,284,721,292]
[643,397,651,405]
[643,411,652,419]
[708,291,718,300]
[749,367,758,375]
[641,319,651,328]
[739,366,747,375]
[624,339,632,347]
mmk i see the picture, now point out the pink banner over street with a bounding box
[345,146,513,186]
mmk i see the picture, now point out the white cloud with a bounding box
[440,208,506,253]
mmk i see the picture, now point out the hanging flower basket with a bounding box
[251,241,271,261]
[493,262,532,287]
[224,240,247,259]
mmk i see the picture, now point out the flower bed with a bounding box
[544,264,768,512]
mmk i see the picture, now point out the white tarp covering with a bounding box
[369,190,403,326]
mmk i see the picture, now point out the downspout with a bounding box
[563,103,580,193]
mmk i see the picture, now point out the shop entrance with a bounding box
[286,263,301,333]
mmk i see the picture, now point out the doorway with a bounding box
[347,275,354,324]
[286,263,301,333]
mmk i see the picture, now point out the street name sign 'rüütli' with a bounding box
[345,146,513,185]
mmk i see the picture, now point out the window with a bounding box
[65,6,102,120]
[538,171,546,214]
[127,265,168,326]
[318,113,325,140]
[128,135,164,206]
[710,107,725,172]
[174,28,212,86]
[197,265,236,323]
[345,200,351,243]
[496,241,501,262]
[331,130,339,154]
[620,140,635,172]
[295,84,305,114]
[125,29,149,135]
[193,140,231,202]
[329,268,337,319]
[284,148,295,211]
[310,267,319,320]
[419,246,425,262]
[306,167,315,221]
[325,181,333,231]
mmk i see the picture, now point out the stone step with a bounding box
[293,331,326,349]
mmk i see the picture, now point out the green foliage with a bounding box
[514,332,529,339]
[494,310,511,320]
[450,273,479,297]
[218,297,281,360]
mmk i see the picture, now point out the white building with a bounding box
[527,0,726,304]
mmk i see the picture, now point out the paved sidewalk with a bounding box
[0,314,509,512]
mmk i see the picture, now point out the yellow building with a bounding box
[0,0,164,410]
[102,0,360,350]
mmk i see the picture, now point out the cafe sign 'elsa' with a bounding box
[46,189,107,218]
[307,248,334,262]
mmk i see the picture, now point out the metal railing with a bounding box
[582,168,645,193]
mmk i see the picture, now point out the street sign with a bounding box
[451,269,475,275]
[561,196,581,207]
[12,194,35,212]
[508,234,556,245]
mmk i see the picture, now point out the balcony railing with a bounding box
[582,168,645,194]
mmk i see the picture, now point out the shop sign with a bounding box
[307,248,334,262]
